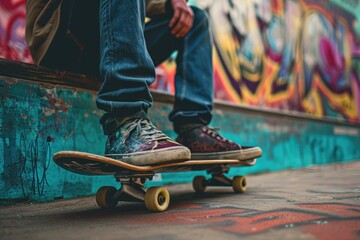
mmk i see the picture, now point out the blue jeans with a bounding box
[97,0,213,134]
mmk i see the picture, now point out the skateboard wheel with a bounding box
[145,187,170,212]
[96,186,118,209]
[192,176,207,193]
[232,176,247,193]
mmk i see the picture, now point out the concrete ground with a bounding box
[1,161,360,240]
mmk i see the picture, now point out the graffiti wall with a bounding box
[156,0,360,123]
[1,0,360,122]
[0,0,31,63]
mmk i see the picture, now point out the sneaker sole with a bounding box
[105,146,191,166]
[190,146,262,160]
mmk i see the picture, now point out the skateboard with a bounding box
[53,151,260,212]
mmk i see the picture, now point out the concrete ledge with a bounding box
[2,58,358,127]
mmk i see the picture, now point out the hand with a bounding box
[169,0,194,38]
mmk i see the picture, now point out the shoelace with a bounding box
[121,119,170,144]
[204,126,234,143]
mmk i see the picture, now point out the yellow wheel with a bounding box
[96,186,118,209]
[232,176,247,193]
[145,187,170,212]
[192,176,207,193]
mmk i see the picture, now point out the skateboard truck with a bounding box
[96,171,171,212]
[192,165,247,193]
[113,171,154,202]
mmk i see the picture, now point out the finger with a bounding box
[176,20,192,38]
[171,12,188,36]
[169,9,180,28]
[176,16,192,37]
[175,11,194,37]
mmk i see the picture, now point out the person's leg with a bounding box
[97,0,190,165]
[145,7,262,160]
[145,7,213,130]
[97,0,154,116]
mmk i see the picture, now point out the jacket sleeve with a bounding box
[146,0,168,17]
[25,0,63,65]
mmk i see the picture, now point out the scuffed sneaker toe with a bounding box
[105,118,191,166]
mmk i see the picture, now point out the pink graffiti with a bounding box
[320,37,346,89]
[0,0,32,63]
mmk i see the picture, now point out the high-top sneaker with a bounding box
[105,118,190,166]
[176,124,262,160]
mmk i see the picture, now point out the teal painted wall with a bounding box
[0,78,106,203]
[1,76,360,204]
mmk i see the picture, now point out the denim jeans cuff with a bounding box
[174,123,204,135]
[173,118,209,134]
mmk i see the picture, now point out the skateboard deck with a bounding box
[53,151,257,175]
[53,151,260,212]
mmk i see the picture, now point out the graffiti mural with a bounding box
[201,0,360,122]
[154,0,360,122]
[0,0,31,63]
